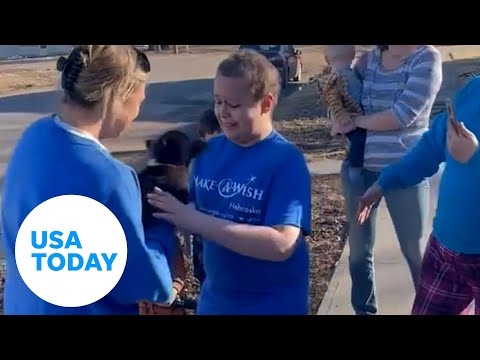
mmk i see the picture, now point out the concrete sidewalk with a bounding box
[310,159,443,315]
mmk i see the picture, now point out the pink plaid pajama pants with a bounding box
[411,235,479,315]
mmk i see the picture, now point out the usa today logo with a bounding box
[15,195,128,308]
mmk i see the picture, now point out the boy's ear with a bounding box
[261,93,275,114]
[189,140,208,160]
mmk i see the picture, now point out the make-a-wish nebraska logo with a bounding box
[194,175,264,201]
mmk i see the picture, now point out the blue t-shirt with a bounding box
[1,115,175,315]
[189,130,311,315]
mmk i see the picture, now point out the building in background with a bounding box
[0,45,73,60]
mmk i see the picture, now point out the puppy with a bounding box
[136,130,207,315]
[139,130,207,227]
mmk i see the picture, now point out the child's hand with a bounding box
[357,183,384,225]
[147,187,198,232]
[447,118,479,164]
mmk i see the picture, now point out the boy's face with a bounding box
[213,74,274,145]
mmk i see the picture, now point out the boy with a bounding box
[356,77,480,315]
[191,108,222,287]
[320,45,366,180]
[147,49,312,315]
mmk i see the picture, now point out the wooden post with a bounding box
[174,45,179,54]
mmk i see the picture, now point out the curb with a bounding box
[316,245,348,315]
[307,159,346,315]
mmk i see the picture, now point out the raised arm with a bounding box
[355,47,443,131]
[376,110,447,191]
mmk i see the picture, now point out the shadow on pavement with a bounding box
[0,75,302,119]
[0,79,216,124]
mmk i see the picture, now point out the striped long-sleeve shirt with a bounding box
[353,45,443,171]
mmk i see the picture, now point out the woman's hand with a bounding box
[447,117,479,164]
[334,112,357,135]
[147,187,198,232]
[356,183,384,225]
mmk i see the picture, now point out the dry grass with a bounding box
[271,71,348,314]
[273,72,348,163]
[0,69,58,95]
[307,174,346,314]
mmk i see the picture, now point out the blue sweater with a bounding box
[1,115,174,315]
[377,77,480,254]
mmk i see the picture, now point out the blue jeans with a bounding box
[340,160,429,315]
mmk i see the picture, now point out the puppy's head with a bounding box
[146,130,207,168]
[139,131,208,227]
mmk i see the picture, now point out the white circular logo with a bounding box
[15,195,128,308]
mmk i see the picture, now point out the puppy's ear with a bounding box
[189,140,208,160]
[145,139,152,149]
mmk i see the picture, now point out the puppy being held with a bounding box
[137,130,207,315]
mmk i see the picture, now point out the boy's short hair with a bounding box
[198,108,221,139]
[324,45,356,59]
[217,49,281,103]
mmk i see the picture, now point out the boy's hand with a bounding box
[147,187,198,232]
[447,118,479,164]
[357,183,383,225]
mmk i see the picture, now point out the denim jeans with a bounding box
[340,160,429,315]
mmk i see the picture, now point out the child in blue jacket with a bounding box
[357,77,480,315]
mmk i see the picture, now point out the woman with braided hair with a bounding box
[1,45,177,315]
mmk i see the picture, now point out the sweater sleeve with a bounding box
[377,111,446,191]
[106,169,174,305]
[391,47,443,128]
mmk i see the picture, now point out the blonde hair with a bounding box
[217,49,280,103]
[57,45,150,116]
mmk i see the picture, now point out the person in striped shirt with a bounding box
[337,45,443,315]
